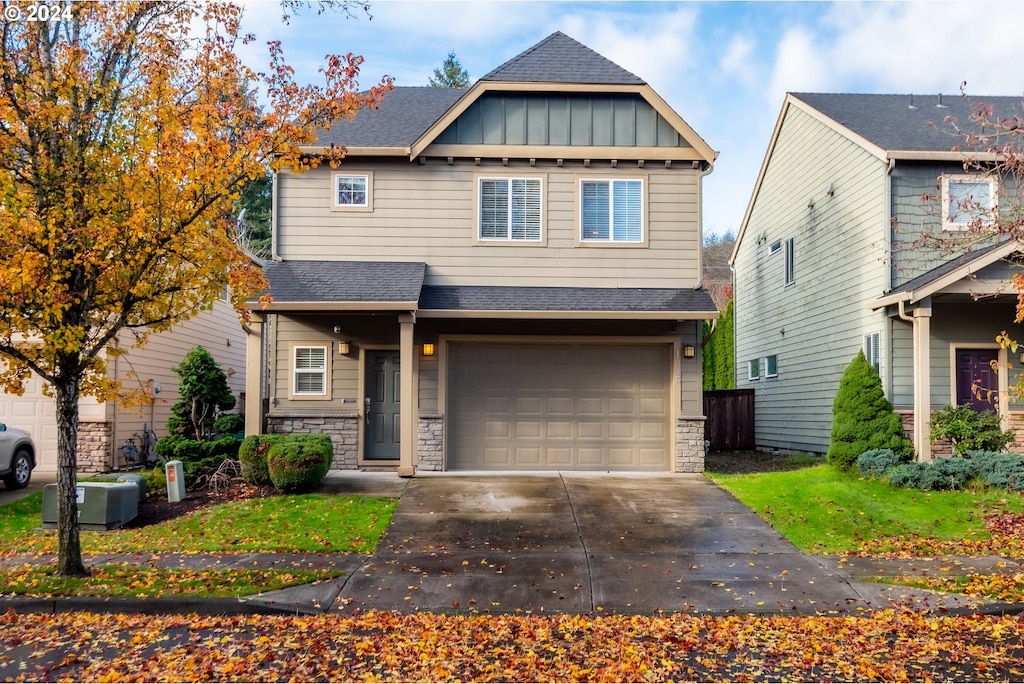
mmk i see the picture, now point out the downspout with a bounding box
[271,170,282,262]
[694,159,716,290]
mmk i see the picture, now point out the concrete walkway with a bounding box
[2,471,1020,616]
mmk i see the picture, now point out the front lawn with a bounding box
[0,492,397,555]
[708,463,1024,555]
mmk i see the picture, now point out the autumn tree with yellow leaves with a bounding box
[0,1,392,576]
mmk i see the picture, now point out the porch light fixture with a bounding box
[338,341,351,355]
[422,343,436,357]
[683,344,696,359]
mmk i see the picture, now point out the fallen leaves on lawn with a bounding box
[2,608,1023,682]
[893,572,1024,603]
[857,511,1024,557]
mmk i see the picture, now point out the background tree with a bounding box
[236,171,273,259]
[702,300,734,391]
[429,51,471,88]
[0,2,392,576]
[827,351,914,471]
[702,231,735,311]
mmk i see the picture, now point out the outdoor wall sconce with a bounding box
[683,344,696,359]
[422,343,436,357]
[338,341,351,355]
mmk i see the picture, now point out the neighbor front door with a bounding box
[364,350,400,461]
[956,348,999,413]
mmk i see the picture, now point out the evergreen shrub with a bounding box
[968,450,1024,491]
[827,351,914,471]
[267,433,332,493]
[888,462,945,490]
[855,449,900,478]
[930,404,1013,456]
[238,434,280,486]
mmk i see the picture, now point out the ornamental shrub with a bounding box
[968,450,1024,491]
[929,404,1014,457]
[930,457,979,490]
[214,413,246,436]
[855,449,900,478]
[169,346,236,441]
[238,434,280,486]
[888,462,945,490]
[267,433,332,493]
[827,351,914,471]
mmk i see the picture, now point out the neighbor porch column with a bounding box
[398,313,416,477]
[912,298,932,461]
[244,314,264,437]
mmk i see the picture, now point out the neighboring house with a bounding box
[244,32,718,474]
[0,300,247,473]
[731,92,1024,460]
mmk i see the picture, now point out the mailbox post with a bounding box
[165,460,185,502]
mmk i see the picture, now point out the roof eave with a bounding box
[417,309,718,320]
[297,146,411,157]
[247,300,420,313]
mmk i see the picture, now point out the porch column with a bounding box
[244,314,265,437]
[912,298,932,461]
[398,313,416,477]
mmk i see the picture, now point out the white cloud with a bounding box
[720,34,757,87]
[767,25,831,100]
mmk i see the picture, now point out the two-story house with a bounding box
[243,32,718,474]
[731,92,1024,460]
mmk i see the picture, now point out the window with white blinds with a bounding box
[580,179,643,242]
[293,346,327,396]
[942,175,995,230]
[478,178,542,241]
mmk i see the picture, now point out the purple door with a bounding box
[956,348,999,412]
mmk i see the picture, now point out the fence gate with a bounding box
[703,389,754,451]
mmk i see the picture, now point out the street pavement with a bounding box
[2,471,1020,616]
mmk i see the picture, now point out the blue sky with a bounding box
[239,1,1024,238]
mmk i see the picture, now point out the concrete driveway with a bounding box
[334,473,882,614]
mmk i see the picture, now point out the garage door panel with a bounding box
[448,343,671,471]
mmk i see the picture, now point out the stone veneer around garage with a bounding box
[77,420,113,473]
[675,415,706,473]
[266,413,359,470]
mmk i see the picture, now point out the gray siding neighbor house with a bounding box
[244,32,719,474]
[731,92,1024,460]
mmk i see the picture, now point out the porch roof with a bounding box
[870,239,1024,309]
[254,260,427,311]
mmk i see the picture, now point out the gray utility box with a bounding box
[42,482,139,530]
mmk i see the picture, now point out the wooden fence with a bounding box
[703,389,755,451]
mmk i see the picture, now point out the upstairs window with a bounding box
[479,177,542,241]
[942,175,995,230]
[580,179,644,243]
[784,237,795,285]
[333,173,372,210]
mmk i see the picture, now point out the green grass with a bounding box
[0,492,397,555]
[708,464,1024,554]
[0,564,346,598]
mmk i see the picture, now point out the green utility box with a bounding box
[41,482,139,530]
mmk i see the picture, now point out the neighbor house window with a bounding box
[764,355,778,378]
[769,240,782,255]
[333,173,371,210]
[784,237,795,285]
[479,177,542,241]
[942,175,995,230]
[292,345,328,396]
[747,358,760,381]
[580,179,644,242]
[864,332,880,372]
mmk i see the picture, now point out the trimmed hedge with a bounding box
[238,434,281,486]
[267,433,333,493]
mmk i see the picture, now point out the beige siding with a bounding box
[276,158,702,288]
[270,316,361,413]
[734,105,889,454]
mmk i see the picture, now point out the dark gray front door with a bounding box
[956,348,999,412]
[365,350,400,461]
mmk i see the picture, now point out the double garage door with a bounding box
[448,343,671,471]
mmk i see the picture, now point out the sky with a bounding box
[237,0,1024,238]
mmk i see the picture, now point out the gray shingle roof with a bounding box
[314,87,466,148]
[792,93,1024,153]
[419,286,716,313]
[481,31,645,85]
[883,239,1013,298]
[260,261,426,303]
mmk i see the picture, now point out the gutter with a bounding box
[695,159,716,290]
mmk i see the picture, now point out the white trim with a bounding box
[332,172,373,212]
[289,343,331,400]
[747,358,760,381]
[475,175,545,243]
[578,177,646,244]
[941,174,996,231]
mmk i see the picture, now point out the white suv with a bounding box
[0,423,35,490]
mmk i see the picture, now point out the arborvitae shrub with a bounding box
[827,351,914,471]
[855,449,900,478]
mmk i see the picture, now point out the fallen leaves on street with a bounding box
[2,608,1023,682]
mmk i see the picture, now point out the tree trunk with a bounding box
[54,376,88,577]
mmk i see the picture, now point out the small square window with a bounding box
[764,355,778,378]
[769,240,781,255]
[333,173,372,210]
[942,175,995,230]
[747,358,760,381]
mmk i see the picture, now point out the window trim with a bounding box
[475,175,545,243]
[769,240,782,255]
[577,177,648,246]
[290,343,331,400]
[784,237,795,286]
[764,354,778,378]
[747,358,760,382]
[863,332,880,373]
[941,174,995,231]
[332,172,373,212]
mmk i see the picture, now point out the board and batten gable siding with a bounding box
[734,104,890,454]
[275,158,702,288]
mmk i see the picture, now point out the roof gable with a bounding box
[481,31,645,85]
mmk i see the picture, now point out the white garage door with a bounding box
[0,375,58,472]
[448,343,671,471]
